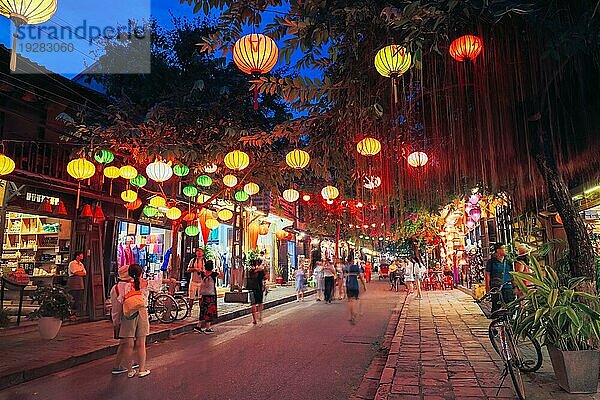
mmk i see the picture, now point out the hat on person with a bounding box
[490,242,505,253]
[516,243,533,256]
[118,266,131,281]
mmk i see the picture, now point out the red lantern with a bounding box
[55,201,67,215]
[449,35,483,62]
[80,204,93,218]
[125,198,142,210]
[93,205,105,221]
[39,198,52,213]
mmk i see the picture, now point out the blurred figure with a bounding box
[344,260,367,324]
[335,259,345,300]
[364,261,372,283]
[323,261,336,303]
[295,267,306,301]
[313,261,324,301]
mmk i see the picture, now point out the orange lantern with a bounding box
[183,211,196,222]
[276,230,288,240]
[357,137,381,156]
[197,208,214,244]
[224,150,250,171]
[449,35,483,62]
[248,222,260,250]
[285,148,310,169]
[555,213,563,225]
[407,151,428,168]
[125,198,142,210]
[259,222,271,235]
[232,33,279,109]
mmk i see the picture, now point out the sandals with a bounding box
[138,370,151,378]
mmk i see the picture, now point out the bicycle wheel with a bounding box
[489,320,542,373]
[153,294,177,323]
[503,326,527,400]
[174,296,190,320]
[488,319,504,356]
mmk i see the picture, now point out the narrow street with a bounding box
[0,281,401,400]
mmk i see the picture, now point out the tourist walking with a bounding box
[110,265,137,375]
[295,267,306,301]
[344,260,366,324]
[364,261,372,283]
[247,259,267,324]
[323,261,336,303]
[313,261,324,301]
[116,263,150,378]
[412,257,425,299]
[404,258,415,294]
[194,260,222,334]
[187,247,205,310]
[485,243,514,312]
[335,259,345,300]
[67,251,87,317]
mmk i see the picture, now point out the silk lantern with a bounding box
[185,225,200,236]
[356,137,381,156]
[0,153,15,175]
[283,188,299,202]
[224,150,250,171]
[121,190,137,203]
[259,222,270,235]
[67,157,95,208]
[206,218,219,230]
[197,208,213,245]
[217,208,233,221]
[204,164,218,173]
[285,148,310,169]
[125,198,142,210]
[223,175,238,188]
[243,182,260,196]
[94,149,114,164]
[183,185,198,198]
[321,185,339,200]
[196,175,213,187]
[143,206,158,218]
[166,207,182,220]
[234,190,250,202]
[130,174,147,188]
[248,222,260,249]
[364,175,381,189]
[119,165,138,180]
[407,151,428,168]
[374,45,412,103]
[146,159,173,183]
[103,166,120,195]
[469,208,482,223]
[149,196,166,208]
[449,35,483,62]
[232,33,279,109]
[173,164,189,177]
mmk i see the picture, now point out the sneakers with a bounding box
[111,367,127,375]
[204,329,215,334]
[193,326,204,334]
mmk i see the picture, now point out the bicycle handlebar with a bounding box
[476,281,511,303]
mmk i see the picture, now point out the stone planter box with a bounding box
[548,344,600,394]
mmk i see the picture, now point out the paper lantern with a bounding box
[233,33,279,109]
[103,166,120,180]
[183,185,199,198]
[275,230,288,240]
[67,157,96,208]
[121,190,137,203]
[119,165,138,180]
[173,164,189,177]
[223,174,238,188]
[356,201,363,208]
[357,137,381,156]
[326,199,334,205]
[364,175,381,189]
[196,194,210,204]
[204,164,218,173]
[469,208,482,223]
[94,149,114,164]
[206,219,219,230]
[283,188,299,203]
[248,222,260,249]
[130,174,147,188]
[80,204,93,218]
[465,219,476,230]
[125,198,142,210]
[196,175,213,187]
[555,213,563,225]
[39,198,52,213]
[321,185,339,200]
[218,209,233,221]
[302,194,311,202]
[166,207,182,220]
[0,153,15,175]
[185,225,200,236]
[55,201,67,215]
[197,208,214,244]
[407,151,428,168]
[243,182,260,196]
[92,205,105,221]
[469,194,481,205]
[149,196,166,208]
[224,150,250,171]
[0,0,57,71]
[183,211,196,222]
[259,222,270,235]
[449,35,483,62]
[146,159,173,183]
[374,45,412,103]
[285,148,310,169]
[234,190,250,202]
[143,206,158,218]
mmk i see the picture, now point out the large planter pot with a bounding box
[276,277,284,285]
[547,344,600,394]
[38,317,62,340]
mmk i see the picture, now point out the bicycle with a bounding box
[148,290,179,323]
[477,283,542,400]
[389,271,402,292]
[172,290,191,320]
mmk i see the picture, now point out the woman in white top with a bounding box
[313,262,324,301]
[404,258,415,294]
[412,257,426,300]
[67,251,86,316]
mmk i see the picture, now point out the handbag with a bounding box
[123,283,145,318]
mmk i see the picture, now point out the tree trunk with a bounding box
[531,119,596,293]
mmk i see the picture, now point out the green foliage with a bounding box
[29,286,73,321]
[0,308,10,328]
[511,256,600,351]
[245,249,260,268]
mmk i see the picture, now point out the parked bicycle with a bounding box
[477,282,543,400]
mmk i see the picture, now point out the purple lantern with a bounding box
[469,208,482,222]
[469,194,480,205]
[465,203,474,214]
[465,219,476,230]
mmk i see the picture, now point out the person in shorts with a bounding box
[247,259,267,325]
[187,248,205,309]
[194,260,222,334]
[344,260,366,324]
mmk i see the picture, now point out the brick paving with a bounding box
[354,289,600,400]
[0,284,309,390]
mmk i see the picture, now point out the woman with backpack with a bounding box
[194,260,223,334]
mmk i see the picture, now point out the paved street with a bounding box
[0,281,402,400]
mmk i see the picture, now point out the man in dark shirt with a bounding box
[485,243,515,313]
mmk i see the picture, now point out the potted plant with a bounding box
[29,286,73,339]
[275,264,284,285]
[512,258,600,394]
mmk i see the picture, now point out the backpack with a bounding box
[122,282,145,318]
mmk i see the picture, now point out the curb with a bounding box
[0,290,314,391]
[350,292,408,400]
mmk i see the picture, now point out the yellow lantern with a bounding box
[374,45,412,103]
[0,153,16,175]
[321,185,339,200]
[233,33,279,109]
[285,148,310,169]
[407,151,429,168]
[223,174,238,188]
[104,166,120,179]
[243,182,260,196]
[0,0,57,71]
[224,150,250,171]
[146,159,173,182]
[121,190,137,203]
[166,207,182,220]
[119,165,138,180]
[357,137,381,156]
[283,188,299,203]
[67,157,96,208]
[206,218,219,230]
[218,208,233,221]
[149,196,166,208]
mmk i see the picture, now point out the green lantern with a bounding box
[196,175,213,187]
[94,149,114,164]
[130,174,147,188]
[182,185,199,198]
[234,190,250,202]
[185,225,200,236]
[173,164,190,177]
[143,206,158,217]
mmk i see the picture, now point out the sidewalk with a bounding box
[0,285,312,390]
[354,289,600,400]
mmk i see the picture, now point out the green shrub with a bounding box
[29,286,73,320]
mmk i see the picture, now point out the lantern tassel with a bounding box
[76,181,81,209]
[109,180,113,196]
[253,87,259,110]
[10,33,18,72]
[392,79,398,105]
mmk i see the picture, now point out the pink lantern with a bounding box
[469,208,482,222]
[469,194,480,205]
[465,203,474,214]
[465,219,476,230]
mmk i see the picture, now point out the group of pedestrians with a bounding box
[387,257,427,299]
[311,260,338,303]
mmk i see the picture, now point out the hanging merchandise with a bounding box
[80,204,93,217]
[143,206,158,218]
[146,159,173,183]
[165,207,182,220]
[130,174,147,188]
[121,190,137,203]
[185,225,200,236]
[125,198,142,210]
[224,150,250,171]
[223,175,238,188]
[197,175,213,187]
[183,185,199,198]
[206,219,219,230]
[94,149,114,164]
[364,175,382,189]
[0,153,15,175]
[149,196,166,208]
[234,190,250,202]
[103,166,120,195]
[285,148,310,169]
[119,165,138,180]
[374,45,412,103]
[407,151,428,168]
[217,208,233,221]
[92,204,105,221]
[321,185,339,200]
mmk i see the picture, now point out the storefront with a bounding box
[115,220,172,276]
